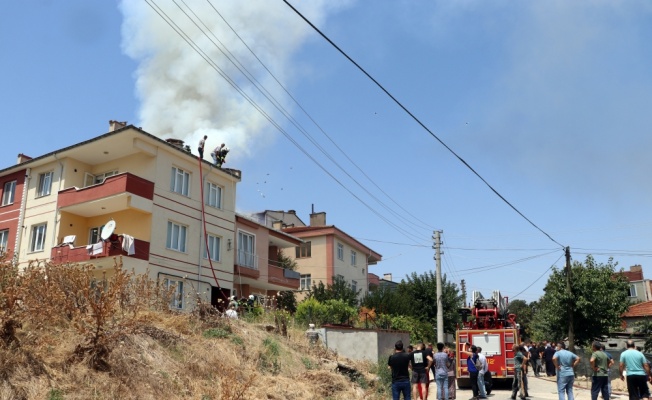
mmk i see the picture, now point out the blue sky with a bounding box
[2,1,652,304]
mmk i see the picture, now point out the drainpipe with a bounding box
[13,168,30,267]
[50,153,65,249]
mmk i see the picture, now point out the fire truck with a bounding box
[455,290,520,388]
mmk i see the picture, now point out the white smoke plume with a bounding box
[119,0,351,159]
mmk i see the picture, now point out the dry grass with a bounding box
[0,258,382,399]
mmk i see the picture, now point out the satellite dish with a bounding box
[100,220,116,241]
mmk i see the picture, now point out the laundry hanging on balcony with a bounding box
[86,242,103,256]
[121,234,135,255]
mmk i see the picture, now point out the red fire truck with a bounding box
[455,290,520,388]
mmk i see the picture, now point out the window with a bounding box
[237,231,256,268]
[88,225,104,244]
[295,241,311,258]
[300,274,311,290]
[30,223,47,252]
[170,167,190,196]
[628,284,637,297]
[351,280,357,294]
[166,221,187,252]
[351,250,357,266]
[2,181,16,206]
[164,278,184,309]
[203,234,221,262]
[0,229,8,254]
[37,172,53,197]
[84,170,118,187]
[205,182,222,209]
[337,243,344,261]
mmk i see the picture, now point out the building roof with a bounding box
[235,213,303,245]
[282,225,382,263]
[622,300,652,318]
[0,124,241,180]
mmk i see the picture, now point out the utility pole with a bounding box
[461,279,467,307]
[566,246,574,352]
[434,230,444,343]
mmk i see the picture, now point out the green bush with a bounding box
[202,328,230,339]
[322,299,357,325]
[295,297,327,326]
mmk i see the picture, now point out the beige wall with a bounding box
[57,210,152,246]
[333,237,369,298]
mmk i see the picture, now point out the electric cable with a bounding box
[144,0,428,244]
[511,253,564,299]
[282,0,565,249]
[171,0,432,239]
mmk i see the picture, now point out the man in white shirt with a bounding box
[225,304,238,319]
[477,346,489,398]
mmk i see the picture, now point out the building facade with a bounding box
[0,122,241,310]
[253,210,382,301]
[619,265,652,303]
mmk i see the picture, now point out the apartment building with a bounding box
[0,121,240,310]
[232,214,302,301]
[252,210,382,300]
[619,265,652,303]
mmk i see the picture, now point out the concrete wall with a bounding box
[320,327,410,362]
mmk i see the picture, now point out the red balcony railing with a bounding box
[267,264,300,289]
[58,173,154,208]
[50,238,150,264]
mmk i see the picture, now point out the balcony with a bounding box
[50,237,150,264]
[268,264,300,290]
[58,173,154,217]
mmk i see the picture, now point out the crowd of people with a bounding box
[388,338,651,400]
[388,341,457,400]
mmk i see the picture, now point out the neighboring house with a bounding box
[0,159,29,260]
[0,121,241,311]
[233,214,302,301]
[617,265,652,303]
[368,272,399,292]
[255,210,382,301]
[621,300,652,333]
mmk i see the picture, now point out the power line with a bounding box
[511,253,564,299]
[203,0,435,234]
[144,0,427,245]
[282,0,565,249]
[453,250,560,273]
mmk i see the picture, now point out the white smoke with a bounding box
[119,0,351,159]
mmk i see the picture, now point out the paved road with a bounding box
[424,373,614,400]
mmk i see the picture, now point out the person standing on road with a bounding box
[476,346,488,399]
[510,344,526,400]
[590,341,610,400]
[553,342,580,400]
[410,343,433,400]
[545,342,557,377]
[519,344,530,398]
[433,342,450,400]
[619,340,651,400]
[600,344,614,398]
[461,343,481,400]
[446,347,457,400]
[529,342,541,377]
[388,340,412,400]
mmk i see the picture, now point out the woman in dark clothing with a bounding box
[544,343,557,376]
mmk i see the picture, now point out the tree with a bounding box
[276,291,297,314]
[531,255,630,346]
[362,272,463,335]
[507,299,535,339]
[308,275,359,307]
[634,319,652,353]
[276,250,298,271]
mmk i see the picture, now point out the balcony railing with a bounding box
[236,249,257,270]
[58,172,154,209]
[267,264,300,289]
[50,237,150,264]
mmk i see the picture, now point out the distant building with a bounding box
[617,265,652,303]
[252,209,382,300]
[368,272,399,292]
[621,300,652,333]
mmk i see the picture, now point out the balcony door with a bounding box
[237,231,256,269]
